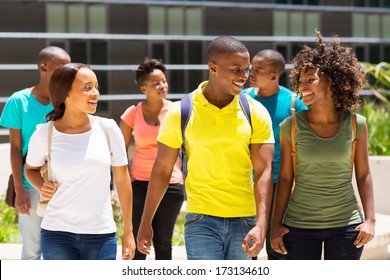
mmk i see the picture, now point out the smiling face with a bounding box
[210,51,250,96]
[140,69,168,100]
[249,55,277,89]
[298,67,331,107]
[65,67,99,114]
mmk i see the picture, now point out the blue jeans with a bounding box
[41,229,117,260]
[18,187,42,260]
[184,213,256,260]
[283,224,364,260]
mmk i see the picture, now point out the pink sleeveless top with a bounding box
[121,100,183,184]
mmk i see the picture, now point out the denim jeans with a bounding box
[184,213,256,260]
[283,224,364,260]
[41,229,117,260]
[18,187,42,260]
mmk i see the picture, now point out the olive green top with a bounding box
[280,110,365,228]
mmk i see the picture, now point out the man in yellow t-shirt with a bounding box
[137,36,274,260]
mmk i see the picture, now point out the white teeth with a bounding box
[234,82,244,88]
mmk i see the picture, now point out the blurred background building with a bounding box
[0,0,389,143]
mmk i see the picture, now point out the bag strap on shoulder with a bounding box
[351,112,357,179]
[47,122,54,182]
[238,92,252,130]
[291,93,297,180]
[96,116,112,158]
[180,93,193,180]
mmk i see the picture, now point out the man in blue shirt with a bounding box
[0,46,70,259]
[244,49,307,260]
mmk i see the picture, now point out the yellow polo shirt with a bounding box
[158,81,274,217]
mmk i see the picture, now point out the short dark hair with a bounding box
[47,63,91,121]
[135,57,166,85]
[37,46,70,65]
[255,49,286,76]
[207,36,248,63]
[290,29,366,110]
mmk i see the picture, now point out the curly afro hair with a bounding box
[290,29,367,110]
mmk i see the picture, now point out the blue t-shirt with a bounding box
[0,88,53,188]
[244,86,307,183]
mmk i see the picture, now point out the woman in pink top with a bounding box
[120,58,184,260]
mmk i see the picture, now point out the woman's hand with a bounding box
[270,224,290,255]
[40,181,58,200]
[354,219,375,248]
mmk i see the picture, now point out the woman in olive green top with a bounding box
[270,30,375,260]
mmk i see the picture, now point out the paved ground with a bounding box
[0,243,269,260]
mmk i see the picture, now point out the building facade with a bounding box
[0,0,389,142]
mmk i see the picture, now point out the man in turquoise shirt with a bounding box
[243,49,307,259]
[0,46,70,259]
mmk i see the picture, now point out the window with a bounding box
[149,6,202,35]
[46,4,66,33]
[353,13,389,38]
[46,3,109,111]
[149,6,204,93]
[274,11,320,36]
[46,3,107,33]
[354,0,389,7]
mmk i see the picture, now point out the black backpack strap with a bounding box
[180,93,193,180]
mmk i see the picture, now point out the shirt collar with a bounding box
[193,81,241,112]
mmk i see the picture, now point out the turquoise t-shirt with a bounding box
[244,86,307,183]
[0,88,53,189]
[280,110,365,228]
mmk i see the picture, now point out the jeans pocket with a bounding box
[242,216,256,230]
[184,213,204,228]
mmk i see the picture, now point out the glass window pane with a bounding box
[306,12,320,36]
[352,14,366,37]
[169,70,185,93]
[307,0,320,5]
[385,0,390,8]
[70,40,87,63]
[68,4,86,33]
[291,12,304,36]
[367,15,380,38]
[188,42,202,64]
[186,8,202,35]
[292,43,302,58]
[46,3,66,33]
[353,0,365,6]
[50,41,66,50]
[382,15,390,38]
[369,45,380,63]
[152,44,166,62]
[149,7,165,35]
[170,42,184,64]
[273,11,288,36]
[355,46,366,62]
[89,5,107,34]
[189,70,203,91]
[168,7,184,35]
[95,70,108,111]
[292,0,304,4]
[368,0,380,7]
[384,45,390,63]
[91,40,107,64]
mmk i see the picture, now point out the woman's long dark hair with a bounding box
[46,63,91,121]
